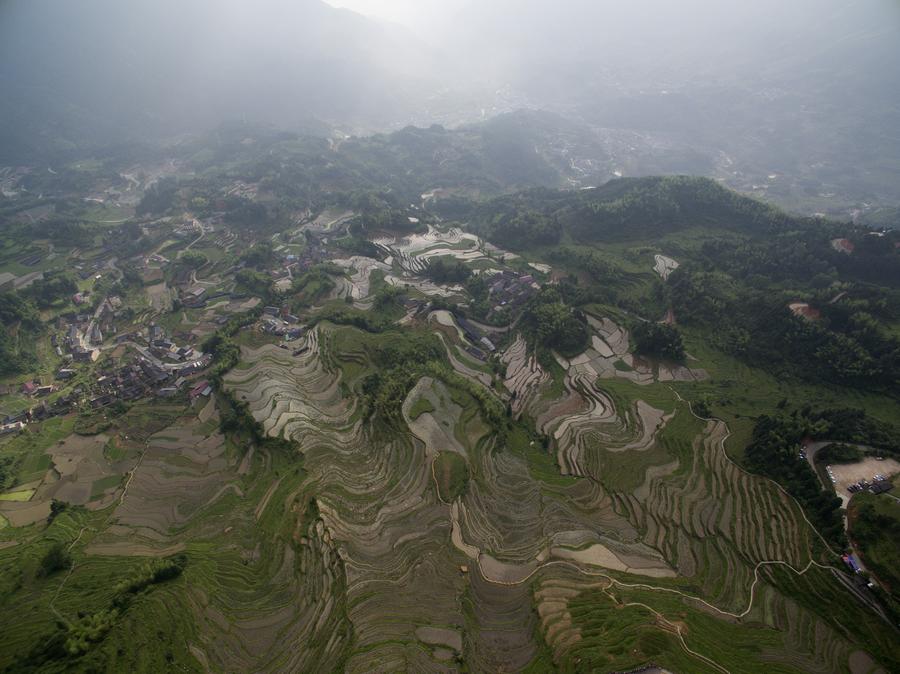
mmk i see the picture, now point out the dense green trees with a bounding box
[483,209,560,249]
[0,291,41,375]
[178,250,207,269]
[235,269,274,298]
[632,322,685,361]
[240,241,275,269]
[27,270,78,308]
[359,332,444,426]
[39,543,72,576]
[136,177,178,215]
[669,262,900,391]
[291,266,337,308]
[224,196,269,230]
[522,288,589,357]
[424,257,471,284]
[468,176,817,248]
[745,414,845,547]
[29,219,91,247]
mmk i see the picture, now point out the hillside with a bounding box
[452,176,825,247]
[0,130,899,673]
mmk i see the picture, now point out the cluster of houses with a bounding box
[485,270,539,319]
[53,295,124,363]
[1,378,88,433]
[1,391,79,432]
[260,306,304,339]
[144,324,207,366]
[72,256,114,281]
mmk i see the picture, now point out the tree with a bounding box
[522,289,589,357]
[240,241,275,268]
[235,269,274,297]
[28,270,78,308]
[39,542,72,576]
[136,177,178,215]
[424,257,471,284]
[632,322,685,362]
[179,250,208,269]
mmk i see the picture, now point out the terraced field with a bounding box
[212,322,897,673]
[2,271,895,670]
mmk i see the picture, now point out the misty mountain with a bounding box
[2,0,900,216]
[0,0,433,160]
[434,0,900,199]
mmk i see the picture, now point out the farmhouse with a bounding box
[189,380,212,400]
[182,286,207,308]
[73,348,100,363]
[0,421,26,436]
[456,316,483,345]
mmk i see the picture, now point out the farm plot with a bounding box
[331,255,391,300]
[653,254,680,280]
[0,432,127,527]
[223,329,357,450]
[374,224,516,275]
[502,335,550,417]
[203,322,895,673]
[560,315,708,385]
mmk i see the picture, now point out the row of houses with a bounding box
[456,315,496,353]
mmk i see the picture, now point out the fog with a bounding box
[1,0,899,206]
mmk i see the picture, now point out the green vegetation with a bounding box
[202,307,263,383]
[816,443,864,465]
[632,321,685,361]
[408,396,435,420]
[136,177,177,215]
[235,268,274,297]
[178,250,208,269]
[745,414,846,546]
[521,287,589,358]
[0,291,41,375]
[849,491,900,601]
[424,256,472,284]
[433,451,469,501]
[291,265,337,307]
[0,122,898,673]
[0,489,35,502]
[38,542,72,576]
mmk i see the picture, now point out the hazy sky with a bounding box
[324,0,442,29]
